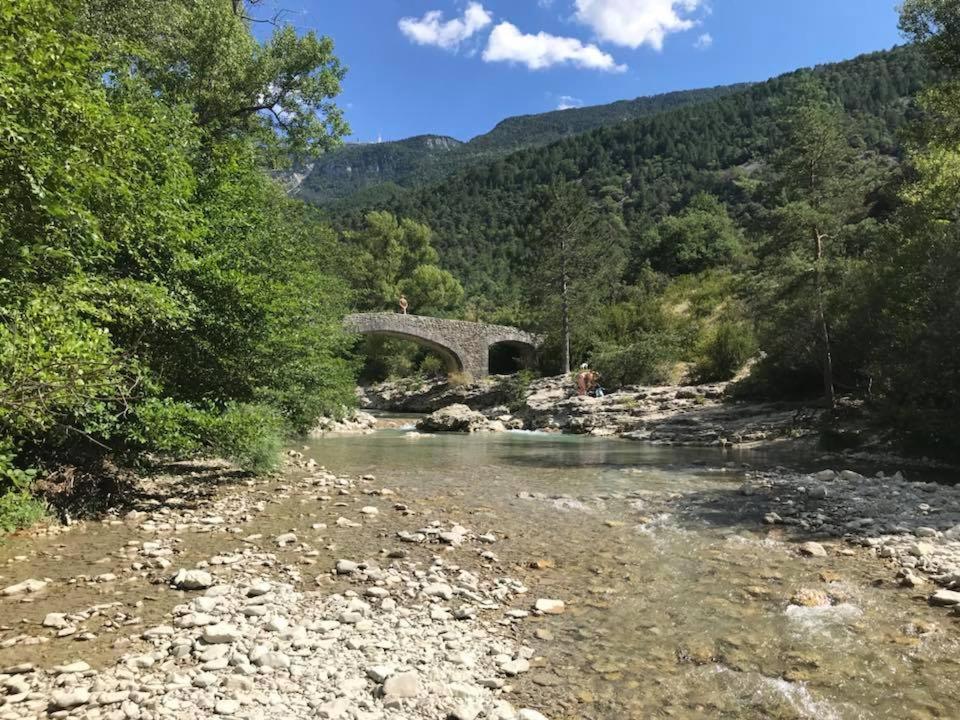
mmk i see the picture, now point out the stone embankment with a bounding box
[363,375,823,446]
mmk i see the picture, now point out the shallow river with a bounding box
[304,428,960,720]
[0,427,958,719]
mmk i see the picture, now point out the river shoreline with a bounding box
[0,430,957,718]
[360,375,960,474]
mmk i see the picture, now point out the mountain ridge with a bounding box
[294,84,751,204]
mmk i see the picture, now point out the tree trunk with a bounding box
[560,240,571,375]
[815,230,836,409]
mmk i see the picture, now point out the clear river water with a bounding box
[302,427,960,720]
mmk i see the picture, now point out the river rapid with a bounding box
[0,425,957,719]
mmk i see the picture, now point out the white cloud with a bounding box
[694,32,713,49]
[483,22,626,72]
[574,0,703,50]
[557,95,584,110]
[398,2,493,51]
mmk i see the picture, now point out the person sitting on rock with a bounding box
[398,294,409,315]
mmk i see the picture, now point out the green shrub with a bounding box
[499,370,538,411]
[0,443,46,532]
[418,354,446,377]
[694,320,758,382]
[131,401,284,474]
[591,338,676,388]
[207,404,285,475]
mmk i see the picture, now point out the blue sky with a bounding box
[253,1,904,143]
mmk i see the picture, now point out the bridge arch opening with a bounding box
[356,333,464,384]
[488,340,536,376]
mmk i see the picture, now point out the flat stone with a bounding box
[43,613,69,629]
[202,623,241,644]
[1,579,47,596]
[500,658,530,676]
[799,542,827,558]
[51,661,90,674]
[316,698,350,719]
[215,699,239,715]
[246,581,272,597]
[336,559,359,575]
[275,533,298,547]
[383,671,420,698]
[449,702,483,720]
[51,688,89,709]
[534,598,565,614]
[423,583,454,600]
[518,710,549,720]
[929,590,960,607]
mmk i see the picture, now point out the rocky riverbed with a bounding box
[361,376,832,447]
[0,431,958,719]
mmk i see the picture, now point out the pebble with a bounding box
[799,542,828,558]
[929,589,960,606]
[383,671,420,698]
[202,623,241,644]
[534,599,565,614]
[172,569,213,590]
[51,688,90,708]
[1,578,47,595]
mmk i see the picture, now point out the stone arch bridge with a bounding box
[344,313,542,379]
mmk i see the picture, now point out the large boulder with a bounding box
[417,404,499,433]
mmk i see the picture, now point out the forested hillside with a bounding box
[330,46,932,301]
[295,84,748,204]
[332,25,960,458]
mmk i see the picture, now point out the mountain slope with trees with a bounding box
[294,84,750,204]
[330,45,932,302]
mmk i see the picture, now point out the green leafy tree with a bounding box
[344,211,463,315]
[1,0,356,489]
[640,193,745,274]
[79,0,349,160]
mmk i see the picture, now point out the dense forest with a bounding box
[330,45,934,299]
[330,12,960,458]
[293,84,750,205]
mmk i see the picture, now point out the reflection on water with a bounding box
[306,429,960,720]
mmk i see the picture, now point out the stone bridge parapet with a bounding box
[344,313,542,379]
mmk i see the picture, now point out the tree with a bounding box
[760,78,866,408]
[639,193,745,275]
[344,212,463,315]
[79,0,349,160]
[525,181,626,374]
[0,0,357,486]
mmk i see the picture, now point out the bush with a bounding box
[0,443,46,532]
[498,370,539,411]
[447,371,474,387]
[591,338,676,388]
[131,400,285,474]
[207,404,285,475]
[417,354,446,377]
[694,320,758,382]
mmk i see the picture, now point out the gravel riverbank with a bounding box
[0,445,957,719]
